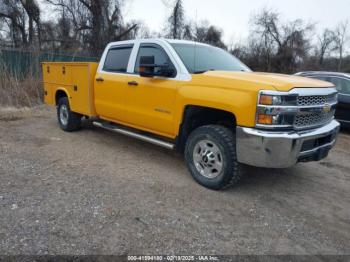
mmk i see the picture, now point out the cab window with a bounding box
[328,77,350,95]
[103,45,133,73]
[134,44,176,77]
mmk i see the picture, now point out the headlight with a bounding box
[259,94,282,105]
[256,91,297,129]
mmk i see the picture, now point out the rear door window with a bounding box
[103,45,133,73]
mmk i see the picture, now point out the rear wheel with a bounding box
[57,97,81,132]
[185,125,242,190]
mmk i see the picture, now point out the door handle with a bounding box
[128,81,138,86]
[96,77,104,82]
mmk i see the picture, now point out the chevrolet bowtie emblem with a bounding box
[323,103,332,113]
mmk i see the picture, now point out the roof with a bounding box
[105,38,212,48]
[295,71,350,78]
[165,39,211,47]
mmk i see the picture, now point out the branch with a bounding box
[78,0,92,11]
[0,12,12,20]
[44,0,79,30]
[41,38,79,43]
[0,12,25,31]
[110,5,120,23]
[77,25,92,31]
[115,24,138,39]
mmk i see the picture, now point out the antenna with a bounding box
[193,9,198,72]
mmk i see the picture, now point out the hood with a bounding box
[202,71,334,91]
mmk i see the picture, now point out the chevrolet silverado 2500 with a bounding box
[42,39,340,190]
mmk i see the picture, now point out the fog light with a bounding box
[257,114,273,125]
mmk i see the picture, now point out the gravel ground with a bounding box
[0,106,349,255]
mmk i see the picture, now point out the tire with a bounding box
[185,125,242,190]
[57,97,81,132]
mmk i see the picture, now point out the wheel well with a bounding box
[55,90,67,105]
[175,105,237,153]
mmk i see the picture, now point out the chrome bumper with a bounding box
[236,120,340,168]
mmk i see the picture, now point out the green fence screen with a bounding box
[0,49,99,78]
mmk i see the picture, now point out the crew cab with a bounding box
[42,39,340,190]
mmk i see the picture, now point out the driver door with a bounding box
[123,43,179,138]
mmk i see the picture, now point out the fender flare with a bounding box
[55,87,72,105]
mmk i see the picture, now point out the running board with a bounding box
[93,121,175,150]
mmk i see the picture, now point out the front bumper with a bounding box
[236,120,340,168]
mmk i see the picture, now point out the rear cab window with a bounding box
[103,45,133,73]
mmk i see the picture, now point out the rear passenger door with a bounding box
[94,44,133,122]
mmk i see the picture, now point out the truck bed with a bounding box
[42,62,99,116]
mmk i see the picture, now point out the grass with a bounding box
[0,62,43,108]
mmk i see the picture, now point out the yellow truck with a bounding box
[42,39,340,190]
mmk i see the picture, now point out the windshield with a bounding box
[171,43,251,74]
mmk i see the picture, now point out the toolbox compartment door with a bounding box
[42,62,98,116]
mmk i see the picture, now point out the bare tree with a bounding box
[20,0,41,46]
[334,20,349,71]
[127,21,154,39]
[45,0,138,55]
[166,0,185,39]
[0,0,42,48]
[0,0,27,47]
[197,24,226,49]
[317,29,336,66]
[252,8,314,73]
[182,22,194,40]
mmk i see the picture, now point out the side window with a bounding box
[103,45,133,73]
[310,76,329,81]
[329,77,350,95]
[134,44,176,77]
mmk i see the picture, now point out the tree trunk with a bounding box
[28,17,34,45]
[90,1,104,56]
[338,46,343,71]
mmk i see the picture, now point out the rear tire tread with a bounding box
[57,97,81,132]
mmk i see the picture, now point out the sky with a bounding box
[122,0,350,44]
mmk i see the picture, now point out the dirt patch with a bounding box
[0,116,24,122]
[0,106,349,255]
[0,106,48,122]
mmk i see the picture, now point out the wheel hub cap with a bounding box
[59,105,69,126]
[193,139,223,179]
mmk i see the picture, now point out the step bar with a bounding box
[93,121,175,150]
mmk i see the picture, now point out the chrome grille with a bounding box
[294,110,335,129]
[297,94,337,106]
[257,88,338,131]
[295,93,337,129]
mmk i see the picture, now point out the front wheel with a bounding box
[185,125,242,190]
[57,97,81,132]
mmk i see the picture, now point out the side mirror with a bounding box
[139,56,155,77]
[139,56,175,78]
